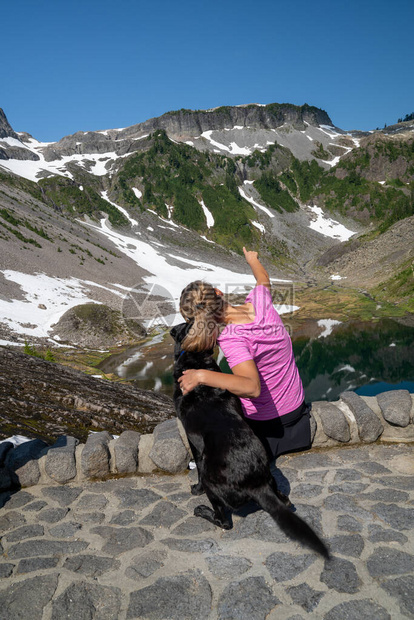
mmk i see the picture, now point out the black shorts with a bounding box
[245,401,312,460]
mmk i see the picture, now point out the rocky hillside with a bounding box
[0,348,175,442]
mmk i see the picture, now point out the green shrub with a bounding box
[202,185,258,251]
[24,342,55,362]
[254,172,298,212]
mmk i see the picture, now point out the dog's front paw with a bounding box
[191,483,205,496]
[194,504,210,518]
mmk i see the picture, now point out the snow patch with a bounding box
[251,220,265,233]
[317,319,342,338]
[337,364,356,372]
[199,199,214,228]
[239,185,275,218]
[276,304,300,314]
[307,205,356,241]
[0,435,32,446]
[201,131,252,155]
[322,155,342,168]
[101,191,138,226]
[132,187,142,198]
[319,125,343,138]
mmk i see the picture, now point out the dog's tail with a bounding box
[252,485,330,559]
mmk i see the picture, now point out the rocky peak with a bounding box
[121,103,333,139]
[0,108,19,140]
[38,103,334,163]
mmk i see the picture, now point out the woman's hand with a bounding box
[243,247,259,265]
[243,247,270,289]
[178,369,201,395]
[178,363,260,398]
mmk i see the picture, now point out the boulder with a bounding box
[377,390,412,427]
[81,432,112,479]
[149,419,190,474]
[137,434,157,473]
[114,430,140,474]
[5,439,49,487]
[45,435,79,483]
[340,392,384,442]
[309,411,317,443]
[313,402,351,443]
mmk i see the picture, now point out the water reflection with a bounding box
[293,318,414,401]
[98,334,175,396]
[98,318,414,401]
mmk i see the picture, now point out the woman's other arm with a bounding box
[178,360,261,398]
[243,247,270,289]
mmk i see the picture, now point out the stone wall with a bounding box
[1,390,413,491]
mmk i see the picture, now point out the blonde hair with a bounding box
[179,281,225,352]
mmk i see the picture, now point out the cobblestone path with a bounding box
[0,443,413,619]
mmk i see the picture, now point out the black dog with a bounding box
[170,323,329,559]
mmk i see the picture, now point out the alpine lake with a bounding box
[98,317,414,403]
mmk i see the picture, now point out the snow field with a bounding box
[77,218,297,324]
[0,270,125,340]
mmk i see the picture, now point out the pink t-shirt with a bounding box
[217,285,304,420]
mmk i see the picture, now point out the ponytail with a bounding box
[179,281,224,352]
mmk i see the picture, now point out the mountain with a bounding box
[0,104,413,348]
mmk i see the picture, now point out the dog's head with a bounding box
[170,322,191,360]
[170,321,215,360]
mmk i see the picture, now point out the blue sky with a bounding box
[2,0,413,141]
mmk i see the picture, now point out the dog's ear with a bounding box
[170,322,189,343]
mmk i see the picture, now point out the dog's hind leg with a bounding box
[194,489,232,530]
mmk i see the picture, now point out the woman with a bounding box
[178,247,311,461]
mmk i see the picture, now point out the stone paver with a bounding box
[0,442,413,619]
